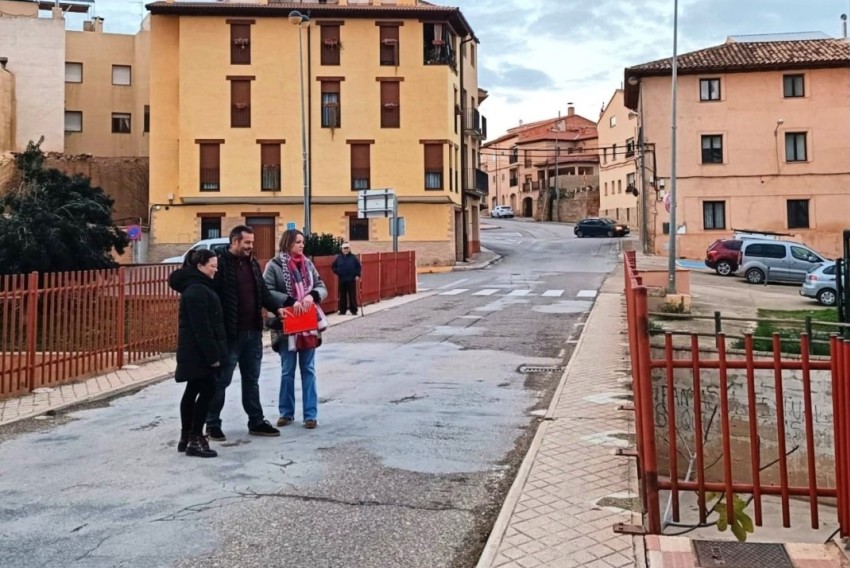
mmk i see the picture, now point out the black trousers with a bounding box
[180,377,216,435]
[338,280,358,314]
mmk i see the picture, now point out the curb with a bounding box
[474,283,605,568]
[452,249,503,272]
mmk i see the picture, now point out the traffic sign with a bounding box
[126,225,142,241]
[389,217,405,237]
[286,221,297,230]
[358,189,396,219]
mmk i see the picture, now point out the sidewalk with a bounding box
[0,291,434,427]
[477,268,644,568]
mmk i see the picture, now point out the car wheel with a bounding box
[818,288,837,306]
[606,230,614,238]
[716,261,734,276]
[576,230,584,238]
[745,268,765,285]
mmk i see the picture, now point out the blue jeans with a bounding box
[206,329,265,429]
[278,348,317,422]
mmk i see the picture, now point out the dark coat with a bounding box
[331,253,361,282]
[169,268,228,383]
[214,250,280,342]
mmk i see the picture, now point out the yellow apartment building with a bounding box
[598,89,640,227]
[625,34,850,259]
[145,0,487,265]
[482,106,598,220]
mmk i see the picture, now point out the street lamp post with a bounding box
[668,0,680,294]
[289,10,311,235]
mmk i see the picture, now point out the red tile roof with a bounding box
[484,113,598,147]
[145,1,475,36]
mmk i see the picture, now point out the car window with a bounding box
[725,240,743,251]
[746,243,786,259]
[211,244,229,255]
[824,265,836,275]
[791,246,815,262]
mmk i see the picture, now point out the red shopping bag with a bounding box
[282,304,319,334]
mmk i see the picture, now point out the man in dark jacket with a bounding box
[206,225,283,441]
[331,242,362,316]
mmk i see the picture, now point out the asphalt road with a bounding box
[0,219,622,568]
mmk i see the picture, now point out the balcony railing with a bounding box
[200,168,220,192]
[464,108,487,140]
[231,104,251,128]
[466,167,489,195]
[261,165,280,191]
[351,167,370,191]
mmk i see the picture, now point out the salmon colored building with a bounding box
[145,0,487,266]
[624,34,850,260]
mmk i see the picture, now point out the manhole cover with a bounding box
[518,365,560,374]
[693,541,793,568]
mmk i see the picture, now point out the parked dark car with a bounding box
[574,218,630,238]
[704,239,742,276]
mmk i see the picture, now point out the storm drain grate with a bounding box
[693,541,793,568]
[518,365,561,374]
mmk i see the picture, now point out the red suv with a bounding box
[705,239,743,276]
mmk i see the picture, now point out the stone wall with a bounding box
[651,344,835,489]
[536,186,600,223]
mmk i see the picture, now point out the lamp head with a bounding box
[288,10,309,26]
[627,76,640,86]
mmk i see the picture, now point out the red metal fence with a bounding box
[623,250,850,537]
[0,251,416,400]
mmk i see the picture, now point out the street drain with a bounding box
[693,541,793,568]
[518,365,560,374]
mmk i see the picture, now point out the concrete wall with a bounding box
[0,66,13,152]
[0,14,65,152]
[651,344,835,488]
[640,67,850,260]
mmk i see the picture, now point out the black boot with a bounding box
[177,430,189,453]
[186,434,218,458]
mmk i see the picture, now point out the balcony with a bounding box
[523,181,540,192]
[466,167,489,195]
[464,108,487,140]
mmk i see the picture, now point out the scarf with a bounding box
[278,252,327,351]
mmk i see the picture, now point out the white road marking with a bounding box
[577,289,598,299]
[541,290,565,298]
[437,278,469,290]
[507,289,532,297]
[439,289,469,296]
[473,289,499,296]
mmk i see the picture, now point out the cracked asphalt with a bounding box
[0,219,621,568]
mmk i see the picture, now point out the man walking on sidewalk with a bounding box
[206,225,284,441]
[331,242,362,316]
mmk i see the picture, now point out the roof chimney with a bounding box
[567,102,575,117]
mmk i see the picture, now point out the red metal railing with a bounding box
[0,251,417,400]
[624,250,850,536]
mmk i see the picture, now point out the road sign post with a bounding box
[358,189,399,253]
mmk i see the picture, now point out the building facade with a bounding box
[625,35,850,259]
[598,89,640,226]
[146,0,486,266]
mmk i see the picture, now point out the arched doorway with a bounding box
[522,197,533,218]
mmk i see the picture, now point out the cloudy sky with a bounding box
[65,0,845,137]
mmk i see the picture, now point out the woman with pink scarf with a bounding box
[263,229,329,429]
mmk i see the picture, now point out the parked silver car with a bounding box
[800,262,838,306]
[739,239,826,284]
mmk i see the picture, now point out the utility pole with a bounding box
[554,110,561,222]
[667,0,680,294]
[638,93,649,254]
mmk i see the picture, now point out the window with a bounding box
[201,217,222,240]
[321,81,341,128]
[625,137,635,157]
[380,81,400,128]
[144,105,150,133]
[609,116,617,127]
[424,143,443,189]
[745,243,786,259]
[65,62,82,83]
[791,246,818,262]
[260,143,281,191]
[701,135,723,164]
[617,180,622,194]
[700,78,721,101]
[379,25,399,66]
[604,182,608,196]
[602,148,607,163]
[509,168,518,187]
[453,87,459,134]
[64,111,82,133]
[349,216,369,241]
[230,23,251,65]
[703,201,726,230]
[787,199,810,229]
[509,147,518,164]
[626,172,636,192]
[230,79,251,127]
[111,113,131,134]
[524,150,531,168]
[470,42,475,67]
[112,65,132,86]
[785,132,807,162]
[199,143,221,191]
[423,22,456,68]
[350,143,370,191]
[783,74,804,98]
[321,25,341,66]
[612,144,617,159]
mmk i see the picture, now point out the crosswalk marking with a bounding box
[439,289,469,296]
[541,290,565,298]
[507,289,532,297]
[577,290,598,299]
[472,289,500,296]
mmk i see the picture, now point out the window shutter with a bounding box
[322,80,340,94]
[350,144,370,190]
[380,81,400,128]
[200,144,220,191]
[321,25,341,66]
[65,62,82,83]
[379,25,399,65]
[231,80,251,127]
[424,144,443,169]
[260,143,281,191]
[230,24,251,65]
[112,65,131,86]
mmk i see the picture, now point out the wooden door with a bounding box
[245,216,275,263]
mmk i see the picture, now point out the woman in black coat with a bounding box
[168,249,227,458]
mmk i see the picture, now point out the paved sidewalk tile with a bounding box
[645,536,850,568]
[479,286,641,568]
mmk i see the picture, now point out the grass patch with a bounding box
[732,307,841,356]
